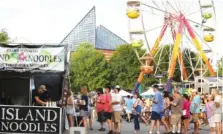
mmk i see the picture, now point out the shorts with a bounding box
[151,111,161,121]
[171,114,182,125]
[88,111,91,117]
[214,114,221,123]
[192,113,199,122]
[181,116,189,120]
[163,109,170,118]
[112,111,121,123]
[104,112,112,120]
[66,107,73,115]
[126,109,132,114]
[80,110,88,117]
[88,107,91,115]
[97,111,106,122]
[208,116,215,127]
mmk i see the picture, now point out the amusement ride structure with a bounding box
[126,0,217,92]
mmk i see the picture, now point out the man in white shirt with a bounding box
[111,85,122,134]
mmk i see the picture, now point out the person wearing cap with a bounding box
[190,89,201,134]
[149,84,163,134]
[32,85,49,106]
[111,85,122,134]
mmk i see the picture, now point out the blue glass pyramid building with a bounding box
[60,7,127,51]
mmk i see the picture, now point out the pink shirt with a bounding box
[183,100,190,117]
[104,94,113,113]
[96,94,106,112]
[205,101,214,118]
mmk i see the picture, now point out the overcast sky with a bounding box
[0,0,222,58]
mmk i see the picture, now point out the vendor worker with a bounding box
[32,85,50,106]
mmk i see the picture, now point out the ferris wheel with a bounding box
[126,0,216,92]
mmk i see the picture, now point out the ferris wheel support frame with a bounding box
[168,14,184,79]
[184,18,216,77]
[168,13,216,79]
[132,23,168,93]
[178,51,188,80]
[128,0,216,93]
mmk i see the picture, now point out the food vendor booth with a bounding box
[0,44,69,134]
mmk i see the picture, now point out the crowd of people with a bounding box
[65,85,223,134]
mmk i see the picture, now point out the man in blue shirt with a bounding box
[149,85,163,134]
[190,89,200,134]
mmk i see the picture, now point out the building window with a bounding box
[198,87,201,92]
[198,79,204,83]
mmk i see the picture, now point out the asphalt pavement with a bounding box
[64,120,210,134]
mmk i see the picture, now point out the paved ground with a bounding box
[65,120,210,134]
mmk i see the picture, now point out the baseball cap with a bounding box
[39,85,46,91]
[115,85,120,89]
[192,89,197,93]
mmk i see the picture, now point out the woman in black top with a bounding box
[78,87,88,131]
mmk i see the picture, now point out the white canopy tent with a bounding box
[140,88,154,96]
[119,90,133,96]
[111,89,133,97]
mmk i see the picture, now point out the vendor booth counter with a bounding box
[0,105,62,134]
[0,44,69,134]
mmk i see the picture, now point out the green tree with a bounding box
[70,43,109,92]
[217,57,223,76]
[108,44,157,89]
[0,29,9,43]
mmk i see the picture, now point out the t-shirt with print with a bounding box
[214,95,222,114]
[171,95,183,115]
[112,93,122,111]
[104,94,113,113]
[190,95,200,114]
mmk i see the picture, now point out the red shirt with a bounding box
[104,94,113,113]
[96,94,106,112]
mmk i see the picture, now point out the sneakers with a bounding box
[98,128,106,131]
[107,130,113,134]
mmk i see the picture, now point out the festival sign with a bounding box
[0,105,62,134]
[0,46,65,71]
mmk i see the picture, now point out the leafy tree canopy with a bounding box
[108,44,156,89]
[217,57,223,76]
[0,29,9,43]
[70,43,109,92]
